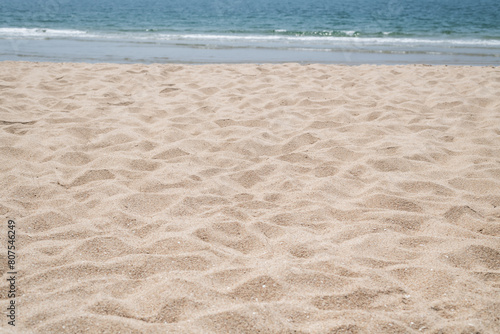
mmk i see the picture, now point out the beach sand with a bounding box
[0,61,499,333]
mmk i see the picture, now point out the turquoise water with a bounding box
[1,0,499,64]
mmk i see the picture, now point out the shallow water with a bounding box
[1,0,499,64]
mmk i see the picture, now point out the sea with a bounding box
[1,0,499,65]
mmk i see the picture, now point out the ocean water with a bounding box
[1,0,499,64]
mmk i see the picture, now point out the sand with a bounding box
[0,61,499,333]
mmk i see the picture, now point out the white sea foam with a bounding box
[0,28,89,38]
[1,27,499,48]
[156,33,500,47]
[342,31,357,36]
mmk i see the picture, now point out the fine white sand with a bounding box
[0,62,499,333]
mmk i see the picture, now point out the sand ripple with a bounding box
[0,62,499,333]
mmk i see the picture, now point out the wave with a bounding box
[1,27,500,48]
[154,34,500,47]
[270,29,362,37]
[0,27,90,38]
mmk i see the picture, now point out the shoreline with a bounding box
[1,37,499,66]
[1,60,499,69]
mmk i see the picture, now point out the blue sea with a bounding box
[1,0,499,64]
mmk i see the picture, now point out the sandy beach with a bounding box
[0,61,499,333]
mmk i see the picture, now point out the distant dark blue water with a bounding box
[1,0,499,64]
